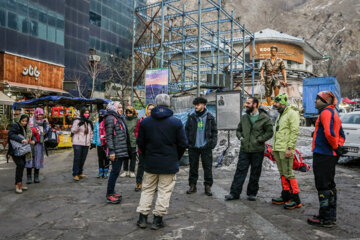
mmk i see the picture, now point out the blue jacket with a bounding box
[137,106,188,174]
[92,121,101,146]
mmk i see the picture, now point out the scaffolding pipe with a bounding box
[197,0,202,97]
[230,11,234,90]
[150,8,154,68]
[182,4,186,88]
[160,0,165,67]
[241,25,245,115]
[252,35,255,96]
[168,19,172,84]
[131,0,137,105]
[216,0,220,86]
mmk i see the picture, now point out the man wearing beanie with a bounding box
[271,93,302,209]
[136,94,187,230]
[185,97,218,196]
[307,91,346,227]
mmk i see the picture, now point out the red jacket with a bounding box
[312,106,345,156]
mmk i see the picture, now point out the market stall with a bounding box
[13,96,110,148]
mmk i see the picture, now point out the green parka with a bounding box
[273,105,300,152]
[125,116,138,148]
[236,109,274,153]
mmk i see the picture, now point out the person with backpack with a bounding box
[121,106,138,178]
[8,115,36,193]
[134,103,155,192]
[225,97,273,201]
[71,107,94,181]
[92,109,109,178]
[185,97,217,196]
[307,91,346,227]
[25,108,49,184]
[104,101,131,204]
[271,93,302,209]
[136,94,187,230]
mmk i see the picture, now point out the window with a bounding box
[20,17,31,34]
[38,22,47,40]
[48,25,56,42]
[7,11,18,30]
[56,29,64,45]
[89,11,101,27]
[0,9,6,27]
[30,20,38,36]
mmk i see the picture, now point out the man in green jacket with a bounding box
[271,93,301,209]
[225,97,273,201]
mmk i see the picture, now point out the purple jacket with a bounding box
[71,119,94,146]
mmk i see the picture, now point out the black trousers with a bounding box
[230,151,264,197]
[313,153,338,221]
[72,145,89,176]
[97,146,109,170]
[188,148,213,186]
[123,147,136,172]
[13,155,26,184]
[136,153,145,184]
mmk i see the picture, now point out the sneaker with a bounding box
[98,168,104,178]
[106,194,121,204]
[307,217,335,227]
[312,214,336,225]
[129,172,136,178]
[120,171,129,178]
[15,183,22,194]
[22,186,28,191]
[73,176,80,181]
[103,168,109,179]
[284,200,302,209]
[247,195,256,201]
[135,183,142,192]
[79,174,86,179]
[113,193,122,198]
[224,194,239,201]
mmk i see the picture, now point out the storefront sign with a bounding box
[250,42,304,64]
[22,65,40,80]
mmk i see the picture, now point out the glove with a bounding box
[334,145,347,156]
[90,143,96,150]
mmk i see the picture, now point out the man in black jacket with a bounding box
[185,97,217,196]
[136,94,187,230]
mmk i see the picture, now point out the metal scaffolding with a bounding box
[131,0,255,107]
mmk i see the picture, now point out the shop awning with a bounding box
[3,81,68,94]
[0,91,15,105]
[342,97,357,105]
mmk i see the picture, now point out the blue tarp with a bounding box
[13,96,111,109]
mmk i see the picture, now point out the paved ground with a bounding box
[0,149,360,240]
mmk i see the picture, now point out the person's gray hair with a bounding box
[155,94,171,107]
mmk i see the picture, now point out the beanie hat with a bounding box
[274,93,288,105]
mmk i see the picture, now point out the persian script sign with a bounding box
[22,65,40,80]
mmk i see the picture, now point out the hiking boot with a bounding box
[129,172,136,178]
[103,168,109,179]
[284,193,302,209]
[137,213,148,229]
[307,217,335,227]
[225,194,239,201]
[247,195,256,201]
[272,197,285,204]
[73,176,80,181]
[151,215,164,230]
[135,183,142,192]
[34,169,40,183]
[272,190,290,205]
[79,174,86,179]
[186,184,197,194]
[106,194,121,204]
[98,168,104,178]
[120,171,129,178]
[205,185,213,196]
[15,183,22,194]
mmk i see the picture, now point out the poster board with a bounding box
[145,68,168,105]
[216,91,241,130]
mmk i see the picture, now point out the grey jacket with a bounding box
[105,111,130,158]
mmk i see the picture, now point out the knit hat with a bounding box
[274,93,288,105]
[317,91,338,106]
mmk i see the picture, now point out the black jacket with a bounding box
[185,111,218,149]
[7,122,35,157]
[105,111,130,159]
[137,106,187,174]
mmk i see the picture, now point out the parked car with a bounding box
[341,112,360,158]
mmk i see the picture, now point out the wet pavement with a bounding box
[0,148,360,240]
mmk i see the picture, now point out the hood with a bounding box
[151,106,173,119]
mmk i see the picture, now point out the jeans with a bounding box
[13,155,26,184]
[97,146,109,170]
[106,157,126,195]
[313,153,338,221]
[123,147,136,172]
[230,151,264,197]
[188,148,213,186]
[136,153,145,184]
[72,145,89,176]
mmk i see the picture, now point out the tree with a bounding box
[83,55,107,98]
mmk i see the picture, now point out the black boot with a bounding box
[329,188,337,222]
[137,213,148,229]
[34,169,40,183]
[151,215,164,230]
[26,168,32,184]
[186,184,197,194]
[205,184,213,196]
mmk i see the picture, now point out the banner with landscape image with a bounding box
[145,68,168,105]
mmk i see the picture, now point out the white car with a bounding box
[341,112,360,157]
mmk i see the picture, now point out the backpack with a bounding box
[99,117,119,147]
[44,128,59,149]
